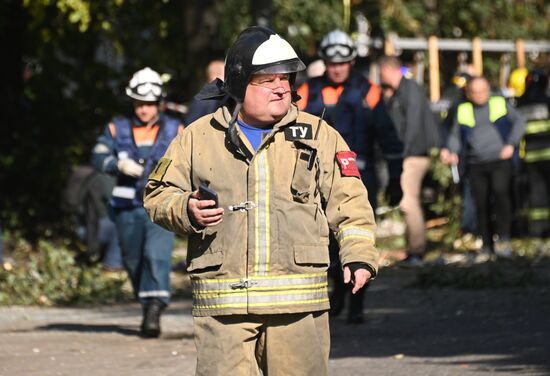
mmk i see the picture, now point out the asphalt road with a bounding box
[1,266,549,376]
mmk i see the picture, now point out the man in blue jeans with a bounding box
[92,67,183,337]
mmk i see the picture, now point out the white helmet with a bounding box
[125,67,164,102]
[318,30,357,63]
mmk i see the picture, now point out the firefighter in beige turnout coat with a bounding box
[144,26,378,376]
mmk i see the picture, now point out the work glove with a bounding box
[117,158,144,178]
[385,177,402,206]
[346,262,377,279]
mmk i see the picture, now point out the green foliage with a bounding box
[0,238,129,306]
[2,0,191,239]
[218,0,344,58]
[376,0,549,39]
[1,0,548,242]
[217,0,252,49]
[374,0,549,85]
[272,0,343,54]
[427,149,462,249]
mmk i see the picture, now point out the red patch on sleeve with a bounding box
[336,151,361,179]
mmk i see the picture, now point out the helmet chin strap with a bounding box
[228,102,243,147]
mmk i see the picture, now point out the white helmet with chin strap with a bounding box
[125,67,164,102]
[318,30,357,63]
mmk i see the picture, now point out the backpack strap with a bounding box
[112,116,138,161]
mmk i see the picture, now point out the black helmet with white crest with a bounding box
[223,26,305,103]
[197,26,305,104]
[195,26,305,148]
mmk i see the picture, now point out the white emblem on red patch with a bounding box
[336,151,361,179]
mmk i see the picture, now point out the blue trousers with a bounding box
[98,217,123,269]
[113,207,175,305]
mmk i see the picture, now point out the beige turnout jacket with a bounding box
[144,104,378,317]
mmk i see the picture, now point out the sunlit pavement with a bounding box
[1,267,549,376]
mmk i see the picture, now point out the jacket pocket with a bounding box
[186,250,224,272]
[291,146,318,203]
[186,232,224,272]
[294,245,330,266]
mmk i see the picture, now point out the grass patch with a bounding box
[0,237,131,306]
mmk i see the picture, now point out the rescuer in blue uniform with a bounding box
[92,67,183,337]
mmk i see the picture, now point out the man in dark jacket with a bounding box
[379,55,441,266]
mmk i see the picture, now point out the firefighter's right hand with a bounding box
[117,159,144,178]
[187,190,224,227]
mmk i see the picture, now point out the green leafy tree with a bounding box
[0,0,548,244]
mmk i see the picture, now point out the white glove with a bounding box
[117,158,144,178]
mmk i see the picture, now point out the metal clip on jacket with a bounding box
[229,201,257,212]
[230,279,258,289]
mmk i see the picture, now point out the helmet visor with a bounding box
[254,58,306,75]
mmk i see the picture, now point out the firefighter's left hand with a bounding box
[500,144,514,160]
[343,266,372,294]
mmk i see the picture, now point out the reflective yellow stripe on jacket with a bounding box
[525,119,550,135]
[192,273,329,310]
[254,149,271,275]
[337,226,375,245]
[524,148,550,163]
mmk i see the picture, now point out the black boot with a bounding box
[141,299,166,338]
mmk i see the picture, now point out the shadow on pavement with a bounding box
[34,323,194,340]
[328,259,550,374]
[37,323,140,336]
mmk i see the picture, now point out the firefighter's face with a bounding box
[241,73,291,126]
[325,61,352,84]
[467,78,490,106]
[133,101,159,123]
